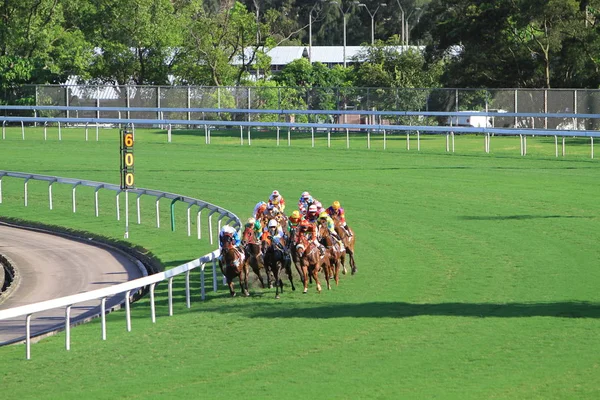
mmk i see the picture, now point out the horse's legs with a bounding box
[249,258,265,288]
[311,265,322,293]
[241,267,250,297]
[227,276,236,297]
[302,265,309,294]
[322,259,332,290]
[335,253,344,286]
[273,262,282,299]
[348,248,357,275]
[285,259,296,291]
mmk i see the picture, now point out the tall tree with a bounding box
[0,0,94,91]
[420,0,600,88]
[80,0,184,85]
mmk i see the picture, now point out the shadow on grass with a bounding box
[459,214,592,221]
[191,301,600,319]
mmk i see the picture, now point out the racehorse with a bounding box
[293,232,331,293]
[332,216,357,275]
[286,225,307,285]
[218,233,249,297]
[261,226,296,299]
[241,226,269,288]
[318,223,345,288]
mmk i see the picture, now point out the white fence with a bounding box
[0,171,241,359]
[1,105,599,157]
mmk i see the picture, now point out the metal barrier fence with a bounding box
[3,85,600,129]
[1,105,599,157]
[0,171,241,359]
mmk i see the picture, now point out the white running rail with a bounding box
[0,171,241,359]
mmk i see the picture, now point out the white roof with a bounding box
[238,45,423,66]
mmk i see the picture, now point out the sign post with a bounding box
[120,129,135,238]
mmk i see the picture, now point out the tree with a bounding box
[420,0,600,88]
[0,1,95,84]
[174,1,276,86]
[78,0,184,85]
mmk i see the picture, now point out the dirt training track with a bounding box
[0,223,145,345]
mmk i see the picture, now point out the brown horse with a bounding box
[218,233,249,297]
[241,226,269,288]
[332,216,357,275]
[260,230,296,299]
[293,233,330,293]
[318,223,345,288]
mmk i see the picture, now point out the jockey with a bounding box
[298,218,325,257]
[253,201,268,221]
[305,204,320,224]
[244,217,262,241]
[298,191,319,216]
[268,190,286,212]
[326,200,352,236]
[314,200,325,214]
[287,210,303,234]
[265,202,282,218]
[319,211,345,251]
[266,219,285,245]
[218,225,245,261]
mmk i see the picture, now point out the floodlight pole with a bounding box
[395,0,405,45]
[358,3,387,45]
[331,1,357,68]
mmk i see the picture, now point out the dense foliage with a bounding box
[1,0,600,90]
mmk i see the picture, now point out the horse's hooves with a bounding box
[303,289,308,294]
[292,286,296,291]
[351,268,357,275]
[275,295,280,299]
[269,284,274,289]
[231,292,236,297]
[342,269,347,275]
[244,291,250,297]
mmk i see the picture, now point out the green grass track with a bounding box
[0,126,599,399]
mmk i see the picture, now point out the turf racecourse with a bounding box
[1,126,599,399]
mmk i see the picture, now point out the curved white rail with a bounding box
[0,172,241,359]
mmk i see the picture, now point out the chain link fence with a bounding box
[2,85,600,129]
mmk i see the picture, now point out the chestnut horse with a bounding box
[293,232,331,293]
[241,226,269,288]
[332,216,357,275]
[318,223,345,288]
[218,233,249,297]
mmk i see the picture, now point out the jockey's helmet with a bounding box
[308,204,317,213]
[247,217,256,225]
[268,219,278,228]
[291,210,301,219]
[272,190,280,198]
[315,201,322,209]
[333,201,341,210]
[302,191,310,199]
[319,212,328,220]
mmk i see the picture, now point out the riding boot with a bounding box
[319,244,326,257]
[345,225,353,237]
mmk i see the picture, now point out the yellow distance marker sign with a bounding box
[120,129,134,189]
